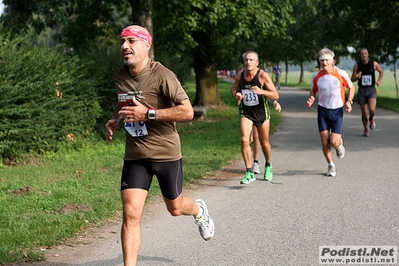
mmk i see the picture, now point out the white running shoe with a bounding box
[336,138,345,159]
[194,199,215,241]
[326,164,336,177]
[369,118,376,130]
[252,162,260,174]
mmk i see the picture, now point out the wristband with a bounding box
[147,108,156,121]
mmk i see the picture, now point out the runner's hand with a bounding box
[345,102,352,113]
[119,97,148,122]
[235,92,243,105]
[307,96,315,108]
[274,100,282,112]
[105,119,118,142]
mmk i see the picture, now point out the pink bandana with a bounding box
[120,27,152,44]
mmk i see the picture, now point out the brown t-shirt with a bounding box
[113,60,189,162]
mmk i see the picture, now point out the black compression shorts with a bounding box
[121,158,183,200]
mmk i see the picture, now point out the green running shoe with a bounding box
[264,164,273,181]
[240,171,255,184]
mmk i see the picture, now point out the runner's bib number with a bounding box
[361,75,372,86]
[242,89,259,106]
[124,121,148,137]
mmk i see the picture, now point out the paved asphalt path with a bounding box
[18,86,399,266]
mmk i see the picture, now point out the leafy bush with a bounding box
[81,45,123,134]
[0,30,101,162]
[153,48,193,86]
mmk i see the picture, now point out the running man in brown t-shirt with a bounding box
[105,25,214,266]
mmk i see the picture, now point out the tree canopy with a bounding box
[1,0,399,101]
[153,0,295,105]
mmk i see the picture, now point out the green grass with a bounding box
[282,70,399,113]
[0,78,281,264]
[0,141,125,263]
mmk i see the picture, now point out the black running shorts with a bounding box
[121,158,183,200]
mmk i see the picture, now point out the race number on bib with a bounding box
[361,75,372,86]
[242,89,259,106]
[124,121,148,137]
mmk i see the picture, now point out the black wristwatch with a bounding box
[147,109,156,121]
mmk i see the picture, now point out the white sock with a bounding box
[329,162,335,167]
[195,206,204,219]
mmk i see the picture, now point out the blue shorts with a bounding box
[357,86,377,105]
[317,105,344,134]
[121,158,183,200]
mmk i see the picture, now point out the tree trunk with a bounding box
[299,61,305,83]
[394,61,398,99]
[130,0,154,60]
[284,59,289,83]
[193,56,222,106]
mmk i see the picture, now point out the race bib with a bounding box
[124,121,148,137]
[361,75,372,86]
[242,89,259,106]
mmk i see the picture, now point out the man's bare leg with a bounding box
[257,120,271,163]
[252,126,261,162]
[163,194,199,217]
[240,117,254,169]
[368,98,377,129]
[121,188,148,266]
[360,104,369,130]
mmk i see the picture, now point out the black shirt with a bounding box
[238,69,270,124]
[357,60,375,87]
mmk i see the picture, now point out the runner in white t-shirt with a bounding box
[306,48,355,177]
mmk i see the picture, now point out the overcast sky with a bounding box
[0,1,4,15]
